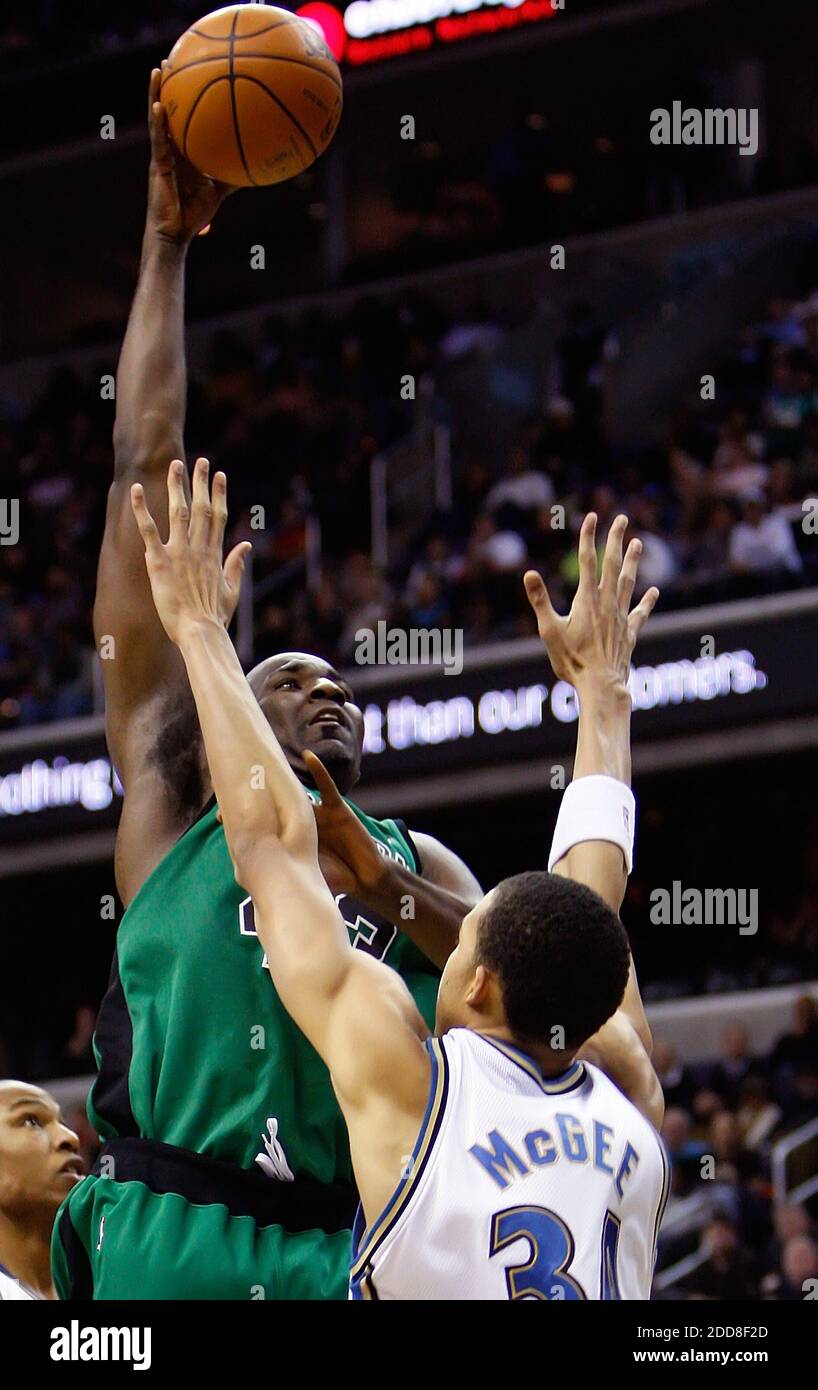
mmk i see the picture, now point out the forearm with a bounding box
[113,233,188,477]
[177,618,315,859]
[558,684,632,909]
[579,1013,664,1129]
[364,864,471,970]
[556,683,653,1053]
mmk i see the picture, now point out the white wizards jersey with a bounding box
[350,1030,669,1300]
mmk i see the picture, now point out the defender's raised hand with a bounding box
[524,513,659,696]
[130,459,251,646]
[147,67,238,244]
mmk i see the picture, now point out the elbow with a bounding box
[227,827,267,894]
[226,810,317,890]
[113,412,184,478]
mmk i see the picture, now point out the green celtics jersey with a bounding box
[89,796,438,1182]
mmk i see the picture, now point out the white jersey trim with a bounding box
[350,1034,450,1291]
[0,1265,38,1300]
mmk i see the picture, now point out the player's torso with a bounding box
[90,797,438,1178]
[350,1032,664,1301]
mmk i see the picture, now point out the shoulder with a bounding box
[407,831,483,897]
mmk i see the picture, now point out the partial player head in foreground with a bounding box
[435,870,631,1062]
[0,1081,84,1299]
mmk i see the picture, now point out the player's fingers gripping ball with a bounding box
[160,4,343,186]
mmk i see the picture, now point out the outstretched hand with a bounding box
[147,66,238,244]
[524,513,659,697]
[130,458,251,646]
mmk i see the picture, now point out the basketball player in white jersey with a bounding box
[0,1081,84,1299]
[130,465,666,1299]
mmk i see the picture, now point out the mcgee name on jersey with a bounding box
[469,1114,640,1197]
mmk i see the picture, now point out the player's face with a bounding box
[0,1083,84,1218]
[249,653,364,795]
[434,894,489,1034]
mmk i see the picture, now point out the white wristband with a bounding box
[548,775,636,874]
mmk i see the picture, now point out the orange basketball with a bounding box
[160,4,343,187]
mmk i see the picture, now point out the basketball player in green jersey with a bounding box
[52,74,654,1301]
[51,72,484,1303]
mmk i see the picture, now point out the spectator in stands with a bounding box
[464,511,527,576]
[756,297,806,353]
[406,534,465,603]
[682,497,738,594]
[662,1106,706,1198]
[728,490,803,580]
[302,573,345,659]
[710,438,769,503]
[735,1075,782,1151]
[338,555,393,663]
[763,1203,814,1280]
[763,1234,818,1300]
[625,493,679,594]
[704,1024,762,1107]
[780,1062,818,1130]
[653,1039,697,1111]
[708,1109,745,1174]
[485,447,555,522]
[767,457,807,524]
[690,1086,728,1143]
[771,995,818,1079]
[683,1211,760,1300]
[405,572,452,632]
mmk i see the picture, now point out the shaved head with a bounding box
[246,650,364,795]
[0,1081,84,1218]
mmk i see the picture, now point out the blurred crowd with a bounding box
[0,1,202,67]
[2,283,818,728]
[654,997,818,1300]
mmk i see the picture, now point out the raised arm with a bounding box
[130,463,431,1219]
[524,514,663,1126]
[96,70,237,900]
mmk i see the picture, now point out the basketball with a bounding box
[160,4,343,186]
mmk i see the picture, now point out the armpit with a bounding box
[150,684,208,818]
